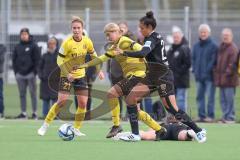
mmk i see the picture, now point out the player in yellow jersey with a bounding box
[79,23,166,141]
[37,16,104,136]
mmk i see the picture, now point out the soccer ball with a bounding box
[58,123,75,141]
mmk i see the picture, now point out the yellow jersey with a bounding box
[106,36,146,78]
[57,36,97,78]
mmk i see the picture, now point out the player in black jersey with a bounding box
[114,115,197,141]
[115,11,207,143]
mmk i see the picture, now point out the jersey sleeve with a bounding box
[86,37,96,54]
[58,40,68,57]
[123,37,157,58]
[104,50,116,58]
[131,42,142,51]
[142,36,157,52]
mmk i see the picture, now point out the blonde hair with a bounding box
[71,16,84,26]
[104,23,120,33]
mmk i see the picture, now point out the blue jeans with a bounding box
[176,88,187,112]
[196,80,215,119]
[42,99,57,117]
[220,87,235,121]
[0,78,4,114]
[144,97,152,114]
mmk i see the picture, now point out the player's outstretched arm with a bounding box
[78,54,110,69]
[123,46,151,58]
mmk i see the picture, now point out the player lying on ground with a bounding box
[114,115,198,141]
[113,11,207,143]
[78,22,166,141]
[37,16,104,136]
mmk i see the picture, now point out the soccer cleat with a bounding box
[37,122,49,136]
[155,127,167,141]
[195,129,207,143]
[15,113,27,119]
[119,133,141,142]
[106,125,123,138]
[0,113,4,120]
[72,128,86,136]
[32,113,38,120]
[112,132,131,141]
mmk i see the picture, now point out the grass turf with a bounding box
[0,120,239,160]
[3,83,240,121]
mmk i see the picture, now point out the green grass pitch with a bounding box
[0,120,239,160]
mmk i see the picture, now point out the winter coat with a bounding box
[12,37,41,75]
[0,44,6,76]
[192,37,218,81]
[213,42,239,87]
[85,54,98,83]
[167,37,191,88]
[38,51,59,100]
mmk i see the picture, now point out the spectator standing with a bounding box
[38,37,59,118]
[167,26,191,112]
[12,28,41,119]
[192,24,218,122]
[118,22,137,41]
[214,28,239,123]
[0,44,6,119]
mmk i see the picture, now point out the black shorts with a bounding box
[160,123,188,140]
[116,75,144,96]
[59,77,88,92]
[144,69,175,97]
[110,75,124,86]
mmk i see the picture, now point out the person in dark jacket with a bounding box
[0,44,6,119]
[213,28,239,123]
[167,26,191,112]
[38,37,59,118]
[12,28,41,119]
[192,24,218,122]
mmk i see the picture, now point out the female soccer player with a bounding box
[38,16,104,136]
[79,22,166,141]
[114,115,197,141]
[115,11,207,143]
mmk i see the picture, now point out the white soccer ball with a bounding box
[58,123,75,141]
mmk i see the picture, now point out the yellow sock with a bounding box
[138,110,161,131]
[45,103,61,124]
[108,98,120,126]
[74,107,86,129]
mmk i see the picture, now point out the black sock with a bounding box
[186,131,193,141]
[127,105,139,135]
[175,110,202,133]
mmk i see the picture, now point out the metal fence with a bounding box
[1,1,240,83]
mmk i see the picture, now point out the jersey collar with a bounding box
[147,31,155,37]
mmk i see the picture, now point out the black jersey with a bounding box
[124,31,175,97]
[124,31,169,66]
[160,122,189,140]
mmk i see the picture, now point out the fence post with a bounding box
[104,0,111,22]
[184,6,190,42]
[85,8,90,35]
[1,0,11,83]
[45,0,50,34]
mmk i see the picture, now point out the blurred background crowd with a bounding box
[0,0,239,123]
